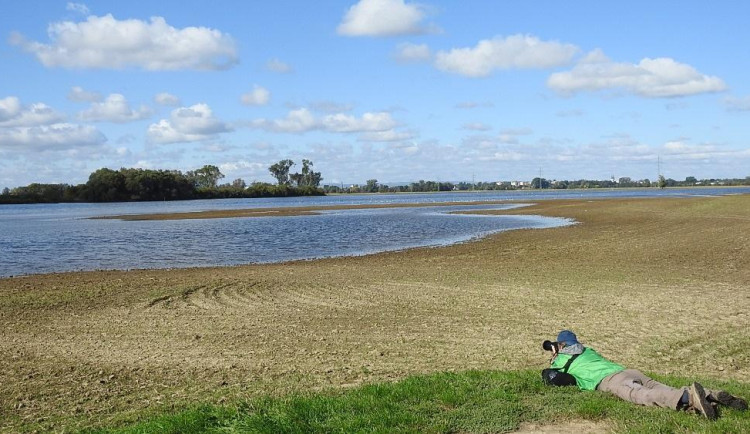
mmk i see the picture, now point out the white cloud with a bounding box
[250,108,399,135]
[337,0,434,36]
[0,123,106,151]
[79,94,151,123]
[154,92,181,106]
[147,103,231,144]
[251,108,317,133]
[435,34,579,77]
[11,14,237,70]
[266,58,293,73]
[241,85,271,106]
[66,2,89,15]
[0,96,65,127]
[725,95,750,111]
[219,160,265,173]
[322,112,397,132]
[547,50,727,98]
[67,86,102,102]
[394,43,431,63]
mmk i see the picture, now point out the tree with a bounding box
[85,168,127,201]
[1,187,9,196]
[685,176,697,185]
[269,159,295,185]
[298,159,322,187]
[531,177,550,189]
[658,175,667,189]
[231,178,247,189]
[187,165,224,189]
[365,179,379,193]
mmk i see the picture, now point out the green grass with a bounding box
[92,370,750,433]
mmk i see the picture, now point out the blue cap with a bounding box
[557,330,579,346]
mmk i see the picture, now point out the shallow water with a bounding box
[1,187,748,276]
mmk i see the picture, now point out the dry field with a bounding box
[1,195,749,431]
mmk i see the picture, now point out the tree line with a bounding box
[0,159,323,204]
[324,175,750,194]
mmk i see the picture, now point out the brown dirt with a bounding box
[517,420,611,433]
[92,200,520,220]
[1,195,749,431]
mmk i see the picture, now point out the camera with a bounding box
[542,340,559,353]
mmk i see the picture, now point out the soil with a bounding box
[1,195,749,431]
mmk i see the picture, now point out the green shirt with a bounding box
[550,347,625,390]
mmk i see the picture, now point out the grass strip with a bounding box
[96,370,749,433]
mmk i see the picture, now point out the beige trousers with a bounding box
[597,369,685,409]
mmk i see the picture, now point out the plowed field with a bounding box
[2,195,749,431]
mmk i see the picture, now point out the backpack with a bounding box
[541,353,580,387]
[541,368,577,386]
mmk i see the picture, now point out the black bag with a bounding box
[541,368,577,386]
[541,352,580,387]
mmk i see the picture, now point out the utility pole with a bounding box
[657,155,661,177]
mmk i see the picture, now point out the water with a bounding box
[1,187,748,277]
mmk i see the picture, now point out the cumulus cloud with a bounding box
[435,34,579,77]
[66,2,89,15]
[394,42,431,63]
[147,103,231,144]
[0,96,65,127]
[67,86,102,102]
[241,85,271,106]
[250,108,399,135]
[337,0,435,36]
[266,58,293,73]
[322,112,397,132]
[0,123,106,151]
[154,92,181,106]
[79,94,151,123]
[547,49,727,98]
[251,108,317,133]
[11,14,237,70]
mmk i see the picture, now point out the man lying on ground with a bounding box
[542,330,747,420]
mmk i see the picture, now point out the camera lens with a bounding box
[543,340,553,351]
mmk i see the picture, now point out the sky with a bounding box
[1,0,749,188]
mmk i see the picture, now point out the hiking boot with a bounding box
[688,383,717,420]
[707,390,748,411]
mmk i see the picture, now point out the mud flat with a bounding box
[2,195,749,431]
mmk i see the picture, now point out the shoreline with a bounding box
[2,195,749,431]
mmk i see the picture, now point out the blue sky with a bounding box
[1,0,749,188]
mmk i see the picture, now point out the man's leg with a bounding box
[597,369,685,409]
[598,369,716,419]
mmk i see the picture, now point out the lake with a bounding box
[1,187,748,277]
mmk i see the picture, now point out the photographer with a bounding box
[543,330,747,419]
